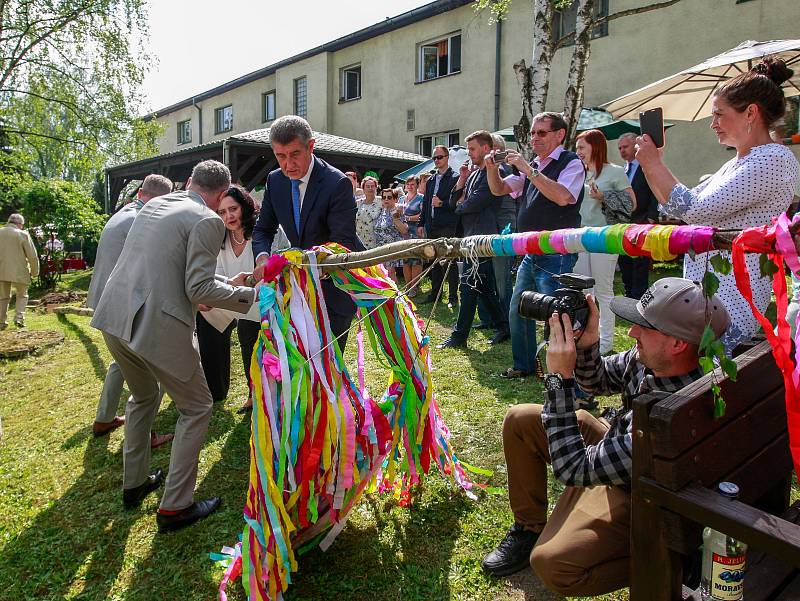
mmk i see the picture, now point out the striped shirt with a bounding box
[542,343,703,487]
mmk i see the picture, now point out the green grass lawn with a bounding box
[0,265,689,601]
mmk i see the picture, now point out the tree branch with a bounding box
[3,127,86,145]
[553,0,683,51]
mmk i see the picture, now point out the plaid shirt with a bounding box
[542,343,704,487]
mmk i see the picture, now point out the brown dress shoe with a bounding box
[150,432,174,449]
[92,415,125,437]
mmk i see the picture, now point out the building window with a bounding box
[177,119,191,145]
[418,33,461,82]
[294,77,307,118]
[262,91,276,122]
[553,0,609,44]
[340,65,361,102]
[214,105,233,134]
[406,109,415,132]
[417,131,460,157]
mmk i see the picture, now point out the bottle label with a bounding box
[710,553,745,600]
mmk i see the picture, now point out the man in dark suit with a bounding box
[437,130,509,350]
[617,133,659,299]
[417,145,459,307]
[252,115,364,349]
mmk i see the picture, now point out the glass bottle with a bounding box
[700,482,747,600]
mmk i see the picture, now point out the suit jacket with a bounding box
[629,165,659,224]
[87,200,144,309]
[0,224,39,285]
[419,167,458,234]
[252,155,364,316]
[90,190,254,382]
[450,168,500,236]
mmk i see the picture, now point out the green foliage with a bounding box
[701,270,719,297]
[19,179,106,244]
[759,253,780,278]
[0,0,163,184]
[709,253,732,276]
[473,0,572,23]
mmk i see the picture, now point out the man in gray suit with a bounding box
[91,160,256,531]
[88,174,173,442]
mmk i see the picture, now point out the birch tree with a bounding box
[0,0,161,181]
[475,0,684,155]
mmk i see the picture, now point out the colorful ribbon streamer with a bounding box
[231,247,472,601]
[467,224,716,261]
[732,217,800,479]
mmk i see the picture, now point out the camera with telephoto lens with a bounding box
[518,273,595,332]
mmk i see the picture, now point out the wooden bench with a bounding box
[630,340,800,600]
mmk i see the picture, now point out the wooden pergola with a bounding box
[104,128,426,213]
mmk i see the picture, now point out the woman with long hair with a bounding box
[196,184,261,413]
[574,128,636,354]
[637,57,800,353]
[400,175,424,295]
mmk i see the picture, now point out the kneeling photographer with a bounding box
[482,277,730,596]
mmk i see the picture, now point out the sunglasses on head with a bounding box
[432,155,447,161]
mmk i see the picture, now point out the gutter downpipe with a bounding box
[192,97,203,145]
[494,18,502,132]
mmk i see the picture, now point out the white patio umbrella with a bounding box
[602,39,800,121]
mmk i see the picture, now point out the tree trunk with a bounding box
[562,0,594,148]
[515,0,554,160]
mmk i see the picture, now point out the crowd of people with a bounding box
[3,56,799,595]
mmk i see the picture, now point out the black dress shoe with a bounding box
[123,468,163,509]
[489,329,511,345]
[436,337,467,350]
[482,523,540,577]
[156,497,222,533]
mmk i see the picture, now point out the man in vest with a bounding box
[486,112,585,378]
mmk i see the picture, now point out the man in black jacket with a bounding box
[437,131,508,350]
[418,145,459,307]
[617,132,659,299]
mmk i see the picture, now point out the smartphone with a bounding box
[493,150,509,163]
[639,107,665,148]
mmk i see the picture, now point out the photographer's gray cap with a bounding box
[610,277,730,345]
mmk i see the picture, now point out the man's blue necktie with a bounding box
[291,179,301,235]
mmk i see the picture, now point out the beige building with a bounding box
[150,0,800,185]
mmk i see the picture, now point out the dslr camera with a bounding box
[518,273,595,332]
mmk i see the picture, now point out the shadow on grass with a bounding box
[57,313,107,381]
[0,434,138,600]
[121,406,251,601]
[289,488,472,601]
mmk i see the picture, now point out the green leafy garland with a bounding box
[697,252,738,418]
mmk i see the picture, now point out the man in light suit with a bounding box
[87,174,173,441]
[0,213,39,329]
[252,115,364,349]
[91,160,256,531]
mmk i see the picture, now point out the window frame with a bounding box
[552,0,609,46]
[417,130,460,156]
[294,76,307,119]
[262,90,276,123]
[177,119,192,145]
[339,64,362,102]
[417,32,462,83]
[214,104,233,134]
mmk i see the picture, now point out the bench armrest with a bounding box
[639,478,800,566]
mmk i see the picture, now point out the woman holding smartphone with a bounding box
[636,57,799,354]
[401,175,424,295]
[574,128,635,355]
[374,187,408,282]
